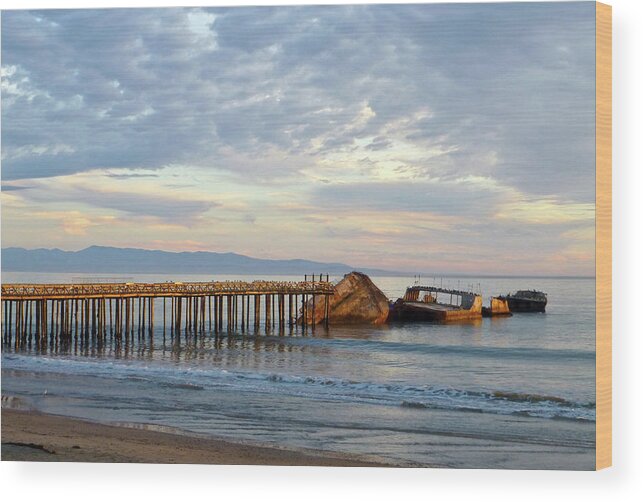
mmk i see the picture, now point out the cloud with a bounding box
[312,177,508,218]
[31,210,117,236]
[2,4,595,192]
[104,173,160,180]
[10,171,219,225]
[494,197,595,225]
[1,183,33,191]
[72,190,216,222]
[1,4,597,275]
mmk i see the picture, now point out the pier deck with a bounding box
[1,280,335,300]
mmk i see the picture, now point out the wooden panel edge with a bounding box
[595,0,612,471]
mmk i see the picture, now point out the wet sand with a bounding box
[1,409,392,466]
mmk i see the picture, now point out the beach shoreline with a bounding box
[1,408,396,466]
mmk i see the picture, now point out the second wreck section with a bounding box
[389,286,483,322]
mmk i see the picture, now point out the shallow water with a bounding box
[1,272,596,469]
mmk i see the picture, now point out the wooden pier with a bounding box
[1,275,334,348]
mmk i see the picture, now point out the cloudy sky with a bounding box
[1,2,596,276]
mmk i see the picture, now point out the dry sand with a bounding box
[1,409,392,466]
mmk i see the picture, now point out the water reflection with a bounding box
[3,321,337,363]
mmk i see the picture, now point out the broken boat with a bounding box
[504,290,547,313]
[481,296,513,317]
[389,286,482,323]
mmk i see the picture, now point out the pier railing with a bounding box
[1,280,335,300]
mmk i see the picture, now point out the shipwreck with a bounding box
[504,290,547,313]
[481,296,513,317]
[388,285,483,323]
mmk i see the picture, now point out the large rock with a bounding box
[301,271,390,325]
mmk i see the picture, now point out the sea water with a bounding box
[1,272,595,469]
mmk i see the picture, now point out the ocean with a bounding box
[1,272,596,469]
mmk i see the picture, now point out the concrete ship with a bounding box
[504,290,547,313]
[389,286,482,323]
[481,296,513,317]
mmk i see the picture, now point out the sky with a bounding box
[1,3,596,276]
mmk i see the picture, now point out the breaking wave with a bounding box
[2,353,595,423]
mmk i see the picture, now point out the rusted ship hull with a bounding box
[390,301,482,322]
[482,297,513,317]
[389,287,483,323]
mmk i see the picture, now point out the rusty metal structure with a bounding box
[391,285,483,322]
[1,275,334,347]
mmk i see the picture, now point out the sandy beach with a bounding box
[1,409,391,466]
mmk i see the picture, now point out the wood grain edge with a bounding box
[595,0,612,471]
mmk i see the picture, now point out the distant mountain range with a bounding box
[0,246,399,276]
